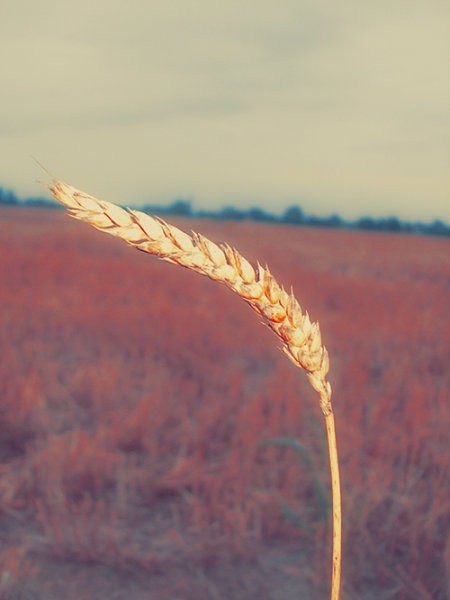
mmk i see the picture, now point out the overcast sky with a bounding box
[1,0,449,221]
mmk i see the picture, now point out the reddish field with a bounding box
[0,207,448,599]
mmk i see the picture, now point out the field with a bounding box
[0,207,448,599]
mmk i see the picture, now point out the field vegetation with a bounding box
[0,207,448,599]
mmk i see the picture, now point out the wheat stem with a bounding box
[325,411,342,600]
[48,178,341,600]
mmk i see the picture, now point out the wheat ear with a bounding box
[49,179,341,600]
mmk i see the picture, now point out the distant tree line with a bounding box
[139,199,450,237]
[1,185,449,237]
[0,186,60,209]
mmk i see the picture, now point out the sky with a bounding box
[1,0,449,222]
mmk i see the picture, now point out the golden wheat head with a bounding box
[49,179,332,416]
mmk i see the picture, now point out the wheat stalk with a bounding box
[48,178,342,600]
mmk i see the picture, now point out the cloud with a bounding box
[1,0,449,221]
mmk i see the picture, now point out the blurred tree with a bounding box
[0,187,18,205]
[167,200,192,217]
[356,216,377,231]
[217,206,245,220]
[282,205,304,224]
[246,207,276,222]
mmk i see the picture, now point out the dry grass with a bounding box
[48,178,342,600]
